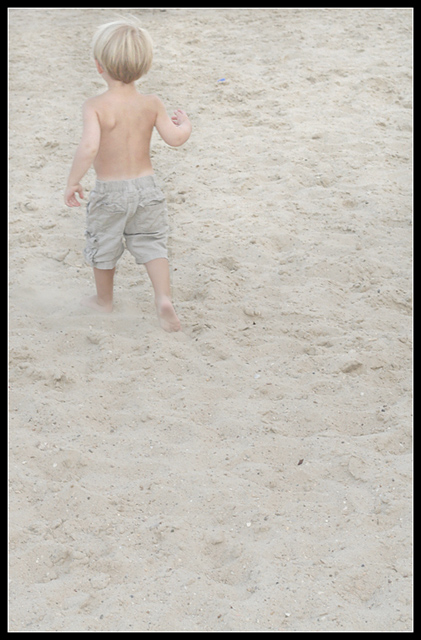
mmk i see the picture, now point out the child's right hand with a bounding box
[65,184,84,207]
[155,98,191,147]
[171,109,190,126]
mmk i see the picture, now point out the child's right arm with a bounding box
[154,96,192,147]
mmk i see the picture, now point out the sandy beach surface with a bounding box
[8,8,412,632]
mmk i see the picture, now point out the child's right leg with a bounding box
[144,258,181,332]
[81,267,115,313]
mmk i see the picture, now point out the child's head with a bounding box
[92,18,153,84]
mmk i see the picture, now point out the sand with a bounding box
[8,7,412,632]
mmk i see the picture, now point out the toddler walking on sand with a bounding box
[64,18,191,331]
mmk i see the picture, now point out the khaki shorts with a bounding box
[84,175,169,270]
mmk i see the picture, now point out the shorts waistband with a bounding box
[94,174,157,193]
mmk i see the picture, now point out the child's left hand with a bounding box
[65,184,84,207]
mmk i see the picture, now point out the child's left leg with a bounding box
[81,267,115,313]
[144,258,181,332]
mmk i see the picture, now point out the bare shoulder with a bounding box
[135,93,164,120]
[83,92,108,109]
[142,93,164,109]
[139,93,161,110]
[141,93,160,102]
[79,95,104,120]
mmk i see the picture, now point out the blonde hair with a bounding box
[92,19,153,84]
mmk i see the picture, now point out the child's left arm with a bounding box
[64,101,101,207]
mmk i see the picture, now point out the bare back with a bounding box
[90,89,157,181]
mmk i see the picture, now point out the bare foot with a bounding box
[80,295,113,313]
[156,296,181,332]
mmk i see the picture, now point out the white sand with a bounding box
[9,8,412,632]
